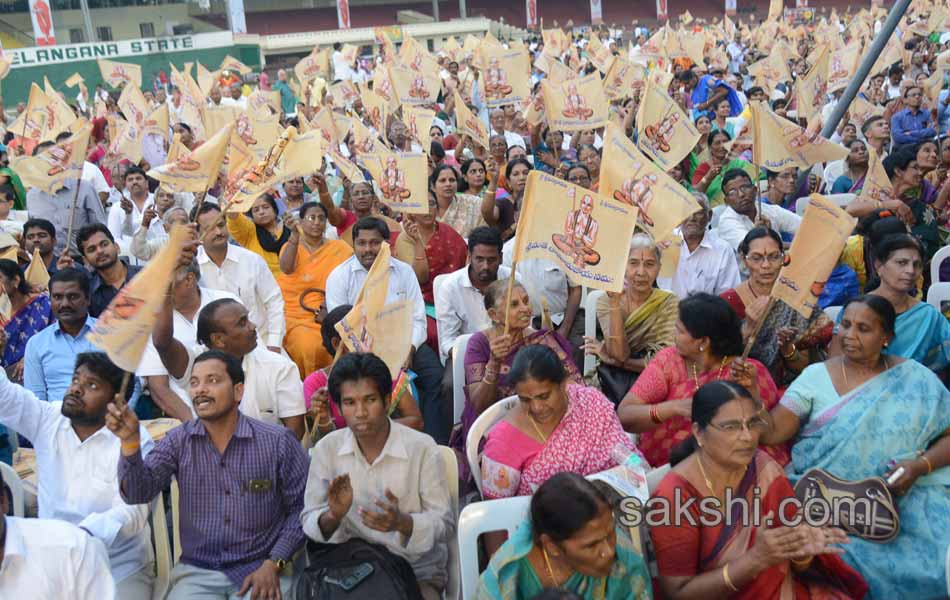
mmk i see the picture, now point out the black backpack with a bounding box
[295,539,425,600]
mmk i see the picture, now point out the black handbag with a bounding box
[295,539,424,600]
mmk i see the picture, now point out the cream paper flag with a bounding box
[828,40,862,94]
[534,52,577,84]
[147,123,233,193]
[312,107,344,147]
[399,36,441,75]
[145,103,169,140]
[541,73,608,132]
[218,128,256,202]
[341,43,359,65]
[477,46,531,108]
[295,48,329,83]
[329,80,361,109]
[600,123,700,242]
[372,68,400,111]
[248,90,281,115]
[224,127,298,213]
[24,248,50,289]
[98,59,142,89]
[202,105,239,138]
[524,92,546,127]
[0,48,11,81]
[747,52,792,93]
[196,62,217,96]
[403,105,435,151]
[586,35,613,73]
[12,83,49,144]
[108,116,144,164]
[169,64,206,140]
[117,83,151,135]
[361,88,391,140]
[41,79,78,142]
[749,101,848,171]
[648,69,674,93]
[602,56,646,101]
[278,129,325,179]
[855,147,892,206]
[219,55,252,76]
[12,122,91,194]
[509,170,638,293]
[329,149,365,183]
[542,28,570,57]
[388,63,440,106]
[64,73,84,88]
[453,90,490,149]
[922,69,945,111]
[87,226,189,372]
[441,36,462,62]
[767,0,783,22]
[238,107,282,161]
[770,194,856,318]
[362,150,428,214]
[665,29,705,67]
[351,116,380,155]
[795,45,830,123]
[849,96,884,131]
[631,27,667,62]
[635,78,700,171]
[335,243,414,378]
[724,15,736,40]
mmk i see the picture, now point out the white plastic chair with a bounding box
[0,461,24,517]
[647,463,671,494]
[931,244,950,285]
[171,477,182,563]
[451,334,473,426]
[466,395,519,496]
[823,305,843,323]
[945,542,950,596]
[150,492,171,600]
[927,282,950,313]
[583,289,606,377]
[438,446,461,600]
[457,495,531,598]
[433,274,450,364]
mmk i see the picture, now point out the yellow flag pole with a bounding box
[65,180,83,257]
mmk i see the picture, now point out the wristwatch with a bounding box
[270,558,288,573]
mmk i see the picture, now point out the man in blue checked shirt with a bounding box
[109,349,309,600]
[890,86,938,146]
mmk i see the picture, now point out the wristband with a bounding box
[121,439,141,453]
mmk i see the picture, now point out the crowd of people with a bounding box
[1,3,950,600]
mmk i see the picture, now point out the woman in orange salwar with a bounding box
[277,201,352,377]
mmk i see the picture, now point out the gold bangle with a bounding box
[722,563,738,592]
[781,344,797,359]
[791,555,812,567]
[920,454,934,474]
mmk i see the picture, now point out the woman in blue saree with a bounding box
[762,295,950,599]
[476,472,652,600]
[863,234,950,371]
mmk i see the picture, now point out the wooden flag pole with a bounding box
[115,371,133,408]
[741,296,776,360]
[64,180,83,257]
[502,260,518,336]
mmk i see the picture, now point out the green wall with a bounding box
[2,43,260,104]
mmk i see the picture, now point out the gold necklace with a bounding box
[841,355,888,388]
[529,415,548,443]
[542,546,565,587]
[696,453,716,495]
[691,355,730,389]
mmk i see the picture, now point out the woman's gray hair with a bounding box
[691,192,711,212]
[629,232,661,261]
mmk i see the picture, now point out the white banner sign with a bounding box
[656,0,668,21]
[526,0,538,28]
[28,0,56,46]
[10,32,236,68]
[590,0,603,24]
[226,0,247,34]
[725,0,737,15]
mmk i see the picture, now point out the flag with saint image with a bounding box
[87,226,190,373]
[599,123,700,243]
[147,123,232,193]
[635,76,700,171]
[361,147,427,214]
[12,121,91,194]
[509,170,638,294]
[97,59,142,89]
[541,72,609,132]
[749,101,848,171]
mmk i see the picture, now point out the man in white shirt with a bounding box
[664,194,741,297]
[0,352,154,598]
[136,260,239,422]
[435,227,511,362]
[331,42,354,81]
[0,506,116,599]
[716,169,801,251]
[107,166,160,266]
[220,83,248,110]
[53,131,109,207]
[301,352,453,600]
[194,203,286,351]
[153,295,306,440]
[489,108,527,150]
[325,217,447,443]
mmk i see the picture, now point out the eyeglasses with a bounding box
[745,252,784,265]
[708,416,770,435]
[302,214,326,223]
[723,184,756,198]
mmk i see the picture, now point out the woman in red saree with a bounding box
[393,190,469,351]
[650,381,868,600]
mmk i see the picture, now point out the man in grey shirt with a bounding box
[27,177,106,256]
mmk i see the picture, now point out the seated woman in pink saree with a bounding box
[650,381,867,600]
[480,345,642,499]
[448,279,582,484]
